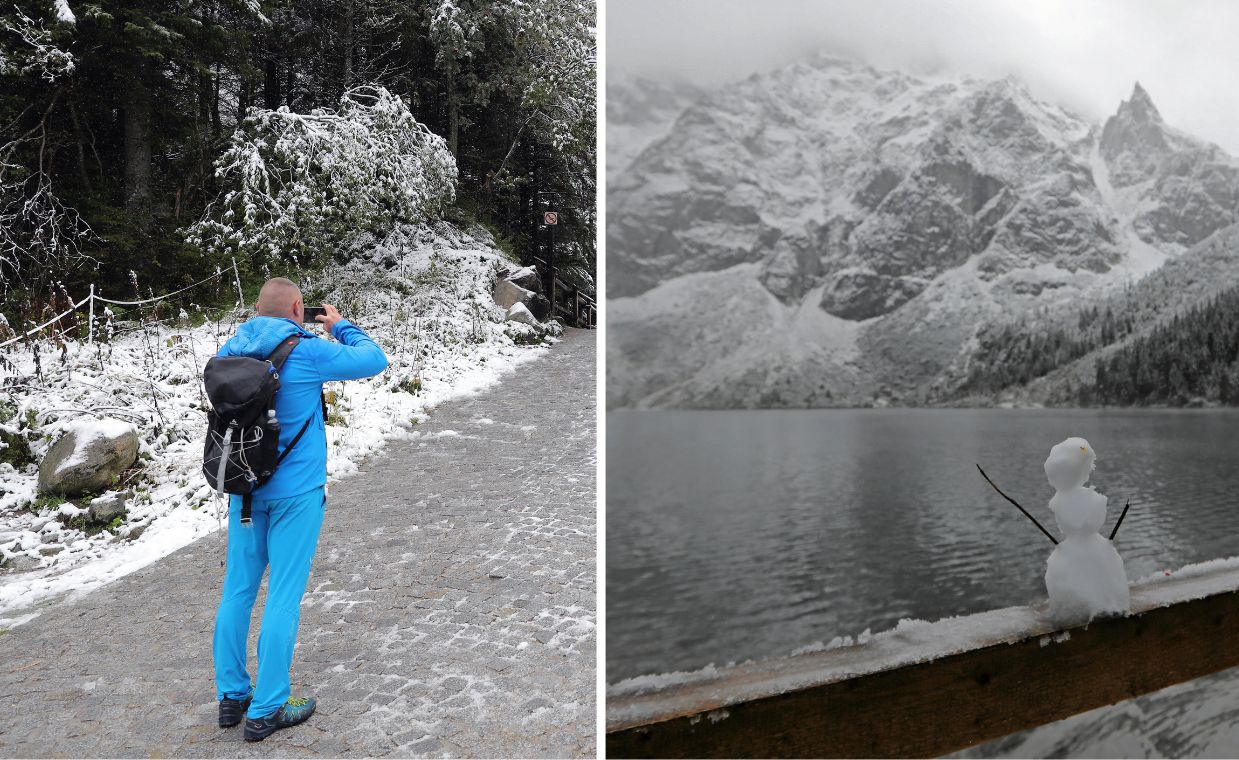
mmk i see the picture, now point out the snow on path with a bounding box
[0,329,596,758]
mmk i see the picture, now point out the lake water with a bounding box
[606,408,1239,683]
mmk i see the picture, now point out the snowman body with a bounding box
[1042,438,1130,626]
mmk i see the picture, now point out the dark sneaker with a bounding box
[218,688,254,728]
[243,696,317,742]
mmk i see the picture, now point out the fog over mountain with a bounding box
[609,0,1239,157]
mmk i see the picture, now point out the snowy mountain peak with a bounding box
[1100,82,1175,187]
[1122,81,1163,124]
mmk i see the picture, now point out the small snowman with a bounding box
[1043,437,1130,625]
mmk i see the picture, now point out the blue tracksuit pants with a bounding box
[213,486,325,719]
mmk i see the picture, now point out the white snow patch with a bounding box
[53,0,75,24]
[53,418,136,476]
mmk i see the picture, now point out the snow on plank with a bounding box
[607,557,1239,758]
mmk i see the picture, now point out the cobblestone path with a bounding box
[0,329,596,758]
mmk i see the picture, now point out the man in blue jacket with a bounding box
[212,277,387,741]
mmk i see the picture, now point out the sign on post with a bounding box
[543,211,558,226]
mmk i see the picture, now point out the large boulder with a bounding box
[493,270,551,321]
[525,293,552,321]
[505,266,543,295]
[493,279,537,310]
[37,419,139,497]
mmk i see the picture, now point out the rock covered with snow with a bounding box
[493,279,537,310]
[819,266,927,322]
[504,265,543,295]
[1042,437,1130,625]
[87,493,126,524]
[606,71,706,178]
[37,419,138,497]
[493,266,551,320]
[505,301,540,326]
[608,59,1118,303]
[1100,82,1173,187]
[3,555,40,573]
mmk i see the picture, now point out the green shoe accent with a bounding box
[244,696,317,742]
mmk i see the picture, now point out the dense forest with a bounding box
[956,281,1239,407]
[957,303,1139,397]
[0,0,595,325]
[1088,287,1239,406]
[954,225,1239,405]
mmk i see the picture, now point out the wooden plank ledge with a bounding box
[607,560,1239,758]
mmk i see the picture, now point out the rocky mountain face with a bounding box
[1100,83,1239,249]
[607,57,1239,409]
[606,72,706,178]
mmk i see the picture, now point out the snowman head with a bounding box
[1044,437,1095,491]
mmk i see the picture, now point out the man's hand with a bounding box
[315,303,345,334]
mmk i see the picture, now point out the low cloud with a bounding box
[609,0,1239,154]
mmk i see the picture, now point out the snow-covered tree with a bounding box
[418,0,595,179]
[428,1,483,157]
[497,0,595,161]
[186,85,457,266]
[0,6,74,81]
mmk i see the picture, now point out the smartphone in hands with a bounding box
[303,306,327,323]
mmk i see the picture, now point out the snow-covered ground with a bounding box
[0,221,555,626]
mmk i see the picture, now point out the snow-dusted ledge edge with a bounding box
[607,556,1239,730]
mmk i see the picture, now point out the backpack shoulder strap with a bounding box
[273,390,327,467]
[265,335,302,370]
[277,415,314,466]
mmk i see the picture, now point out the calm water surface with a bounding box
[606,408,1239,682]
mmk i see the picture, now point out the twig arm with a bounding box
[1109,499,1131,541]
[976,464,1058,545]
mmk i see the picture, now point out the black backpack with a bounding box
[202,336,321,525]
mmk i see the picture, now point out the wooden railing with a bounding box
[607,561,1239,758]
[554,276,595,329]
[530,255,595,328]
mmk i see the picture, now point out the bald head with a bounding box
[256,277,303,321]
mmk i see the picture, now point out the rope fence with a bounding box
[0,258,245,350]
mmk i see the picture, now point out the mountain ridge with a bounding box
[607,56,1239,409]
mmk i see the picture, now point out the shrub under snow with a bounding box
[186,85,458,268]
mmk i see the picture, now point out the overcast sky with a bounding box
[608,0,1239,154]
